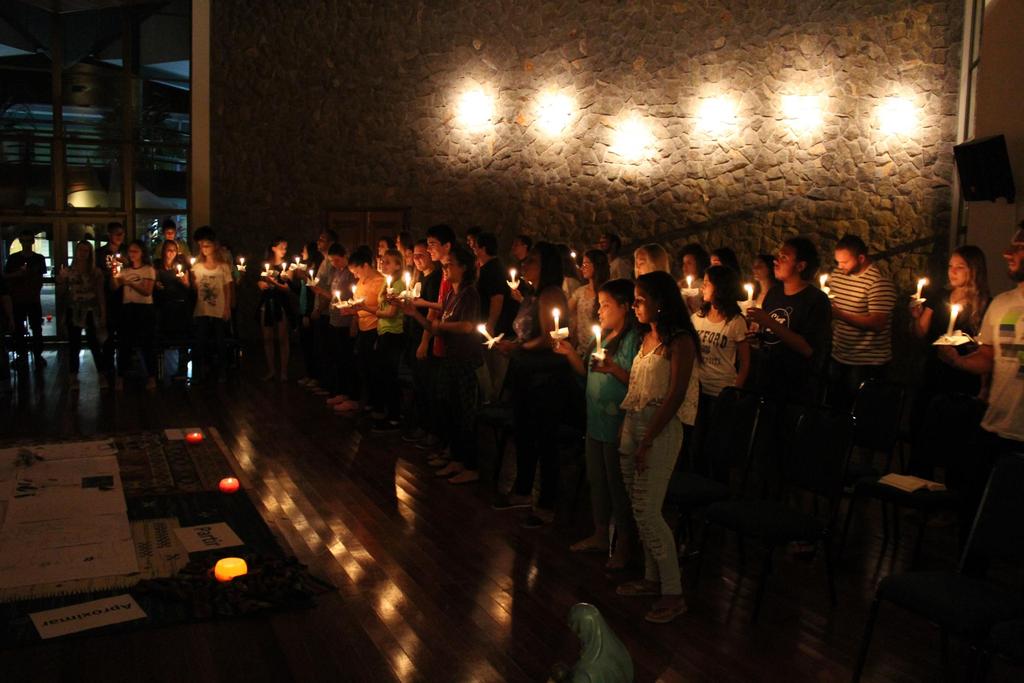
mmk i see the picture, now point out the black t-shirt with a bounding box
[920,285,986,396]
[3,250,47,303]
[754,283,832,403]
[477,258,518,336]
[406,267,443,346]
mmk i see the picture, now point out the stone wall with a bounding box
[211,0,962,287]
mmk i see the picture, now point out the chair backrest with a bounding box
[961,454,1024,571]
[850,379,906,455]
[918,392,987,465]
[782,404,853,501]
[704,387,763,479]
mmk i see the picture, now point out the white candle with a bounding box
[176,264,183,274]
[351,284,358,300]
[190,257,196,267]
[332,290,341,304]
[570,250,577,260]
[477,323,492,342]
[403,271,412,288]
[744,283,754,301]
[294,256,301,265]
[592,324,602,349]
[819,274,828,289]
[686,275,693,289]
[239,257,245,266]
[915,278,927,300]
[308,268,314,280]
[385,274,393,293]
[264,262,270,274]
[552,307,561,331]
[947,303,961,337]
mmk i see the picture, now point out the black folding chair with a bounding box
[696,403,853,622]
[840,392,986,566]
[852,455,1024,683]
[667,387,768,553]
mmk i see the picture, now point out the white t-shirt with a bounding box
[976,286,1024,442]
[691,312,748,397]
[121,265,155,305]
[193,262,232,318]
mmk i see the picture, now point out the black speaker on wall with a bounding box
[954,134,1016,203]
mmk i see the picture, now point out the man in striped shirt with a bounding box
[825,235,898,410]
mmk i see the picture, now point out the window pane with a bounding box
[63,71,124,140]
[0,137,53,208]
[135,143,186,209]
[140,79,189,144]
[66,141,122,208]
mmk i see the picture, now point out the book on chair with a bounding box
[878,474,947,493]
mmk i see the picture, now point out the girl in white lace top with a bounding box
[616,271,700,625]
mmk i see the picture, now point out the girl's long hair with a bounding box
[636,271,700,360]
[72,239,96,274]
[752,253,778,300]
[595,278,637,358]
[532,242,564,294]
[952,245,991,331]
[698,265,743,320]
[156,239,179,271]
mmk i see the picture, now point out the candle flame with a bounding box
[819,274,828,288]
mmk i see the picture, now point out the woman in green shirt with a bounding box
[555,278,640,570]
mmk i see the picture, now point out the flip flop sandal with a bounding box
[615,581,660,597]
[644,601,689,624]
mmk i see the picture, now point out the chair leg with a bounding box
[823,534,838,607]
[751,545,775,623]
[839,492,859,561]
[693,520,711,586]
[851,597,882,683]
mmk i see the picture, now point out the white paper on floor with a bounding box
[173,522,243,553]
[0,449,138,590]
[30,594,147,639]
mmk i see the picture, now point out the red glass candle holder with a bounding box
[185,430,204,444]
[218,477,240,494]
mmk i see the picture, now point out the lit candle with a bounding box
[332,290,341,305]
[351,284,358,301]
[308,267,314,281]
[239,257,245,266]
[552,307,561,331]
[294,256,301,266]
[686,275,693,290]
[819,274,830,296]
[477,323,493,342]
[570,250,577,260]
[915,277,928,300]
[403,271,412,289]
[947,303,961,337]
[264,262,270,275]
[218,477,240,494]
[176,263,183,275]
[214,557,248,582]
[507,268,520,290]
[185,430,203,444]
[190,257,196,267]
[385,274,393,293]
[744,283,754,301]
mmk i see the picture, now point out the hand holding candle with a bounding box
[819,274,831,297]
[507,268,520,290]
[237,256,246,272]
[385,274,394,294]
[591,324,605,361]
[477,323,504,349]
[912,277,928,305]
[549,307,569,340]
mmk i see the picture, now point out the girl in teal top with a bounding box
[555,278,640,570]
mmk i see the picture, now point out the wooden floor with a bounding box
[0,350,1018,683]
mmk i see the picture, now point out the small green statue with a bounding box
[551,603,634,683]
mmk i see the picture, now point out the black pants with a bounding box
[118,303,157,378]
[299,317,316,379]
[354,329,377,403]
[437,357,480,469]
[101,295,122,378]
[411,356,437,432]
[372,332,405,420]
[510,353,584,511]
[194,316,228,379]
[690,392,720,479]
[826,360,887,412]
[12,300,43,360]
[326,324,355,397]
[66,310,104,374]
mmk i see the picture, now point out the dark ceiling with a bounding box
[16,1,153,14]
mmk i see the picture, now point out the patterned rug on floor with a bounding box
[0,430,332,647]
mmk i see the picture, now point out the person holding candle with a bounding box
[555,278,640,569]
[824,235,898,410]
[191,235,234,383]
[256,237,294,381]
[153,239,193,381]
[94,222,127,386]
[112,240,158,391]
[934,226,1024,541]
[510,234,533,270]
[346,246,387,414]
[149,218,190,262]
[569,250,611,356]
[306,229,338,394]
[690,265,752,475]
[316,244,358,411]
[403,239,444,446]
[3,228,48,372]
[633,244,671,279]
[370,248,407,430]
[402,243,483,483]
[677,243,710,315]
[615,271,699,624]
[56,240,107,388]
[473,232,518,403]
[747,237,831,404]
[492,242,580,526]
[295,241,324,389]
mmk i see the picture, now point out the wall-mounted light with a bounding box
[609,115,656,162]
[456,88,495,132]
[695,96,738,136]
[535,92,575,136]
[877,96,918,136]
[780,95,824,133]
